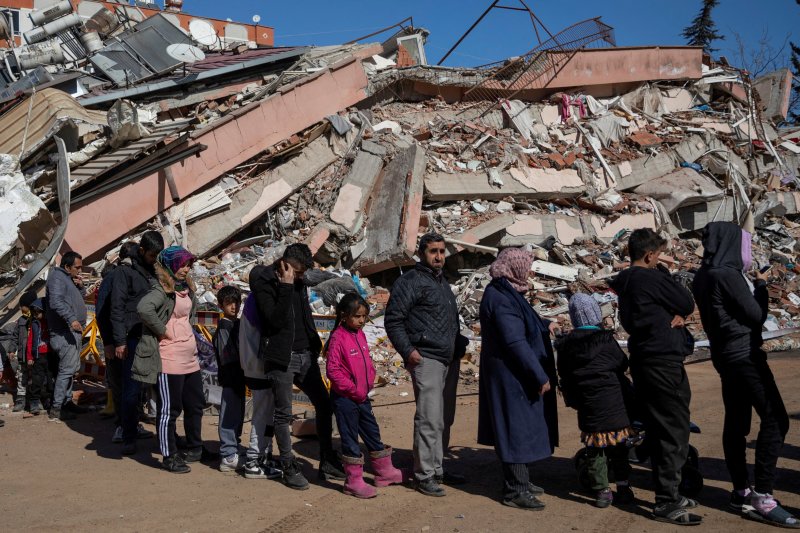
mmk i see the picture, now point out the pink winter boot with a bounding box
[342,455,377,499]
[369,445,406,487]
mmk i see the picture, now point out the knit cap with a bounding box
[568,293,602,328]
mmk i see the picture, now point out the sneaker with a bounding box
[112,426,124,443]
[12,399,25,412]
[528,483,545,496]
[729,488,751,512]
[281,460,309,490]
[162,455,191,474]
[29,400,45,415]
[183,447,220,463]
[48,408,76,422]
[615,485,635,505]
[136,424,154,439]
[220,454,242,473]
[503,491,545,511]
[62,401,88,414]
[435,471,467,485]
[416,477,446,497]
[595,488,613,508]
[244,458,283,479]
[121,442,137,455]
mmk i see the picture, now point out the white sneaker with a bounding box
[112,426,123,443]
[219,454,242,473]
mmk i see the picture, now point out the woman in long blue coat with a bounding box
[478,247,559,510]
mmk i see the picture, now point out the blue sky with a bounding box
[189,0,798,69]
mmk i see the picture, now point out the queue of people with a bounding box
[2,224,796,528]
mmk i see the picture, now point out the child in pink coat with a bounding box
[326,293,405,498]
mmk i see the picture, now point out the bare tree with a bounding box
[730,28,791,78]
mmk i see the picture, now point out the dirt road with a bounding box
[1,356,798,532]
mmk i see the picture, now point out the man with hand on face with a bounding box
[385,233,469,497]
[249,244,345,491]
[46,251,88,422]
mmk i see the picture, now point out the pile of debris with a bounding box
[0,7,799,377]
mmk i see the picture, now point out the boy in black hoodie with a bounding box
[609,228,700,526]
[692,221,795,528]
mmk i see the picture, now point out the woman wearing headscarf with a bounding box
[135,245,202,473]
[478,247,559,510]
[692,222,795,528]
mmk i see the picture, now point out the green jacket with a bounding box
[132,264,197,384]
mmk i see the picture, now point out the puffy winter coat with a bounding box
[385,263,462,365]
[326,326,376,403]
[554,328,633,433]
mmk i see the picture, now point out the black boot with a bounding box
[319,452,346,481]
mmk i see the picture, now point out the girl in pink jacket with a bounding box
[326,293,405,498]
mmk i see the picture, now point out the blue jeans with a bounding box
[121,337,142,444]
[331,392,383,458]
[218,385,245,459]
[50,331,81,408]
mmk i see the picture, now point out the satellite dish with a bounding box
[252,15,261,23]
[189,19,218,47]
[166,43,205,63]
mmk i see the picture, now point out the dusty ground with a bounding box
[1,355,799,533]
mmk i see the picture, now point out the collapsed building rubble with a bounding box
[0,6,799,386]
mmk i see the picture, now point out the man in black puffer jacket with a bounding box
[693,221,794,527]
[385,233,468,497]
[249,243,344,490]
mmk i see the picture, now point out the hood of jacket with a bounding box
[701,221,743,270]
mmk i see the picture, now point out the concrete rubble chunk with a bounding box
[353,143,425,275]
[329,150,384,233]
[634,167,725,214]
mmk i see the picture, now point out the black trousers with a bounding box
[631,358,691,504]
[155,371,204,458]
[719,354,789,494]
[267,350,334,463]
[28,357,50,402]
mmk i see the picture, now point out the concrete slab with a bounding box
[634,167,724,213]
[329,151,383,232]
[425,169,584,202]
[354,143,425,275]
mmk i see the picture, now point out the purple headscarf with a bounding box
[741,230,752,272]
[158,245,195,291]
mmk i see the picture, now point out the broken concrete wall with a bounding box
[329,141,385,233]
[353,140,425,275]
[754,69,793,122]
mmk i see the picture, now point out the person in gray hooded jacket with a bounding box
[45,251,87,421]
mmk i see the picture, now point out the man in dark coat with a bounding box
[478,247,558,510]
[609,228,700,525]
[108,231,163,455]
[693,222,795,527]
[385,233,468,497]
[249,243,344,490]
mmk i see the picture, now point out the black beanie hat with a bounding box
[19,290,37,309]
